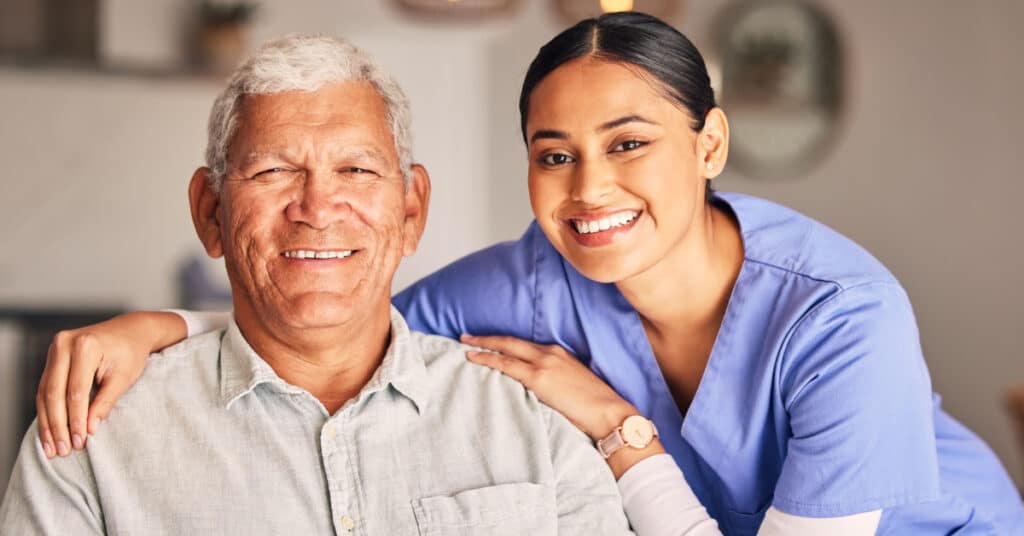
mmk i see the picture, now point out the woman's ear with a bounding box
[700,107,730,180]
[188,168,224,258]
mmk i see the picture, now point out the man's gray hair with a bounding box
[205,35,413,190]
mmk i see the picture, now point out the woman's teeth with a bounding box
[283,250,353,259]
[572,211,639,234]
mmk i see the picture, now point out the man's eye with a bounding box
[612,139,647,152]
[539,153,574,166]
[251,168,289,180]
[339,167,380,179]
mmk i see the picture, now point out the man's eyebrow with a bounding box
[346,147,389,163]
[239,151,287,166]
[597,114,659,132]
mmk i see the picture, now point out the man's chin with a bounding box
[270,293,375,330]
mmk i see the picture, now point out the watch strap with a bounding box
[597,416,657,459]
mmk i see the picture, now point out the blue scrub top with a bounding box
[393,192,1024,535]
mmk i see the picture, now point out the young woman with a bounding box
[34,12,1023,535]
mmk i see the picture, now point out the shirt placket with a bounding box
[321,415,361,535]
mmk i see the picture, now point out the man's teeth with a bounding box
[283,250,354,259]
[573,212,639,234]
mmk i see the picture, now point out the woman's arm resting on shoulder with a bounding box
[462,334,643,452]
[465,335,882,535]
[35,309,229,458]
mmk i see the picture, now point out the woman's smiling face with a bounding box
[525,57,714,283]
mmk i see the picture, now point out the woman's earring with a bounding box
[706,162,713,171]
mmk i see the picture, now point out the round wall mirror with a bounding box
[711,1,844,179]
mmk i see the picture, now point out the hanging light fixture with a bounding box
[395,0,521,19]
[600,0,634,12]
[555,0,681,23]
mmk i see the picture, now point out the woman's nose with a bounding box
[570,159,615,204]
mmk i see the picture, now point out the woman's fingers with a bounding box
[35,387,56,459]
[40,334,73,457]
[66,334,102,449]
[463,333,638,441]
[460,334,543,360]
[466,350,537,385]
[88,373,132,435]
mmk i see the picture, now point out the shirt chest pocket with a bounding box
[412,482,557,536]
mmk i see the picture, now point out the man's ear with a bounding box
[401,164,431,257]
[700,107,730,180]
[188,168,224,258]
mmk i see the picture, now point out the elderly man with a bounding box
[0,36,631,534]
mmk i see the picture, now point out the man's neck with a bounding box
[233,301,394,414]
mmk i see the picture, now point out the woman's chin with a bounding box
[564,255,645,285]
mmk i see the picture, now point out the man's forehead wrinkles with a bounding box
[236,145,393,165]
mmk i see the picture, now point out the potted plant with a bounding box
[196,1,258,73]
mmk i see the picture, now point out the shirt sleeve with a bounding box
[618,454,720,535]
[617,455,880,535]
[542,407,635,535]
[392,228,540,341]
[0,421,104,534]
[773,282,941,516]
[164,309,231,338]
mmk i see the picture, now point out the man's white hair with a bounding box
[205,35,413,190]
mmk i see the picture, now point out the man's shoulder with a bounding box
[408,331,545,410]
[121,330,224,406]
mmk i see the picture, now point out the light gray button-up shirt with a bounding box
[1,308,632,535]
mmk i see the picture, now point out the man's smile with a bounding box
[281,249,356,260]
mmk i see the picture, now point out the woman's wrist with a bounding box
[587,403,666,479]
[605,437,667,480]
[589,401,644,441]
[114,311,188,354]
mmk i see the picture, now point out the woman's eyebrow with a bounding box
[529,129,569,144]
[529,115,659,145]
[596,114,658,132]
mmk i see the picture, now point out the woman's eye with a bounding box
[612,139,647,152]
[539,153,574,166]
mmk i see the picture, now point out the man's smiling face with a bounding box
[205,81,426,332]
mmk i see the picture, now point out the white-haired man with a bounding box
[0,36,632,534]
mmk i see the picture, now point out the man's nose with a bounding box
[570,159,615,205]
[285,172,348,229]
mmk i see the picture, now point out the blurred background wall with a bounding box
[1,0,1021,496]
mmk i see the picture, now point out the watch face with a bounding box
[621,415,654,448]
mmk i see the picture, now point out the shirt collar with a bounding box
[219,307,430,413]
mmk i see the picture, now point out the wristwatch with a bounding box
[597,415,658,459]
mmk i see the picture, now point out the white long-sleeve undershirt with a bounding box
[618,454,881,535]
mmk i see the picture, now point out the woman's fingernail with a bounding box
[72,434,84,450]
[88,417,100,434]
[57,441,70,456]
[43,442,55,458]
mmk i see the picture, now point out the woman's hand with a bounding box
[36,311,187,458]
[461,334,640,442]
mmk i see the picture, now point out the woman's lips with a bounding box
[566,210,641,247]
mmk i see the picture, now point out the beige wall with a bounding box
[0,0,1020,488]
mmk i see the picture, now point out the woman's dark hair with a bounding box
[519,11,716,137]
[518,12,718,197]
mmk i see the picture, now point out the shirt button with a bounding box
[340,515,355,531]
[324,424,337,439]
